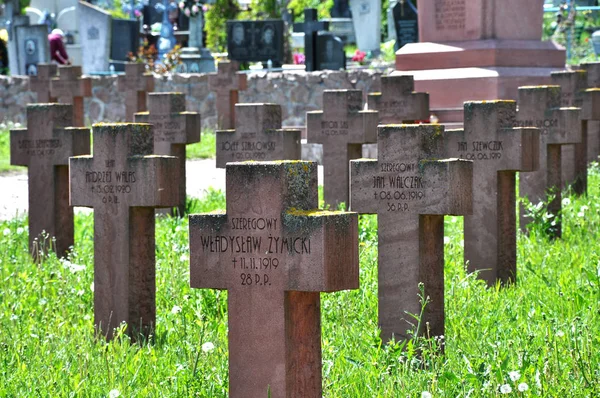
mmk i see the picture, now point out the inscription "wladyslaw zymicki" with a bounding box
[200,235,311,255]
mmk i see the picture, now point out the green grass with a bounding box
[187,129,216,160]
[1,166,600,396]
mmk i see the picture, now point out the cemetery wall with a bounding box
[0,69,386,128]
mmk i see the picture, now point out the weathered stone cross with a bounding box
[551,70,588,195]
[367,74,430,123]
[135,92,200,215]
[10,104,90,258]
[190,160,358,397]
[70,123,179,339]
[580,62,600,162]
[208,61,247,130]
[29,63,57,103]
[516,86,581,238]
[445,101,539,285]
[350,124,473,342]
[117,63,155,122]
[216,103,301,168]
[50,66,92,127]
[306,89,378,207]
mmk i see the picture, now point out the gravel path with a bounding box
[0,159,323,221]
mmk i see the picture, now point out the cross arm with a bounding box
[134,112,201,145]
[367,92,430,121]
[9,128,29,166]
[79,77,93,97]
[10,127,90,166]
[548,107,581,145]
[216,129,301,168]
[582,89,600,121]
[189,211,229,290]
[349,159,379,214]
[358,110,378,142]
[419,159,473,216]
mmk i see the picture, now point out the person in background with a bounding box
[48,29,71,65]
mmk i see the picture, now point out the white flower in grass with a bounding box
[509,370,521,382]
[16,227,24,235]
[14,122,21,128]
[443,236,450,244]
[518,382,529,392]
[108,389,120,398]
[499,384,512,394]
[179,254,188,262]
[556,330,565,338]
[202,342,215,352]
[421,392,432,398]
[3,228,10,236]
[171,305,182,314]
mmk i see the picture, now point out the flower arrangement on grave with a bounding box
[128,39,182,75]
[351,49,367,64]
[178,1,208,17]
[121,0,144,19]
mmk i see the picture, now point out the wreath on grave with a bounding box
[178,1,207,17]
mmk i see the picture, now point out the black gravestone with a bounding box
[111,18,140,71]
[226,19,284,65]
[393,0,418,51]
[293,8,329,72]
[143,1,162,26]
[331,0,352,18]
[316,32,345,70]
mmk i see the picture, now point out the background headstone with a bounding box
[117,62,155,122]
[226,20,284,66]
[15,24,50,75]
[580,62,600,162]
[367,74,429,123]
[50,66,92,127]
[189,160,358,397]
[208,61,248,130]
[293,9,329,72]
[110,18,139,72]
[315,32,346,71]
[392,0,418,50]
[331,0,352,18]
[78,1,112,74]
[29,63,57,102]
[350,0,381,53]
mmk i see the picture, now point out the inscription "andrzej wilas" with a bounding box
[85,166,137,204]
[457,140,504,161]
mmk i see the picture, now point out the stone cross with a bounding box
[50,66,92,127]
[10,104,90,259]
[134,92,200,215]
[208,61,247,130]
[189,161,358,398]
[367,75,429,123]
[551,70,588,195]
[306,90,378,207]
[117,63,155,122]
[350,124,473,342]
[294,8,329,72]
[580,62,600,162]
[216,104,301,168]
[516,86,581,238]
[29,63,57,103]
[70,123,180,339]
[445,101,540,285]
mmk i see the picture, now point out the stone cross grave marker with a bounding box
[580,62,600,162]
[10,104,90,259]
[70,123,180,339]
[367,74,429,123]
[445,101,539,285]
[189,160,359,398]
[350,124,473,342]
[135,92,200,215]
[516,86,581,238]
[208,61,248,130]
[294,8,329,72]
[306,90,378,207]
[216,104,301,168]
[117,63,155,122]
[50,66,92,127]
[551,70,588,196]
[29,63,57,103]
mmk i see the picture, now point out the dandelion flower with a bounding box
[202,342,215,352]
[518,382,529,392]
[556,330,565,337]
[171,305,182,314]
[562,197,571,206]
[3,228,10,236]
[421,392,432,398]
[499,384,512,394]
[443,236,450,244]
[109,389,120,398]
[509,370,521,382]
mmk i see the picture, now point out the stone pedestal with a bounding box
[395,0,566,122]
[176,47,215,73]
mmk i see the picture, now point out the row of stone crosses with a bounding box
[16,60,600,397]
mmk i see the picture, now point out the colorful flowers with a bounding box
[179,1,204,17]
[351,49,367,64]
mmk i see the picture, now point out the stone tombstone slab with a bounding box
[69,123,180,339]
[367,75,429,124]
[315,32,346,71]
[208,61,248,130]
[551,70,588,196]
[78,1,112,74]
[516,86,581,238]
[580,62,600,162]
[293,9,329,72]
[306,90,378,207]
[117,63,155,122]
[29,63,57,103]
[16,24,50,76]
[50,66,92,127]
[393,0,418,50]
[350,124,473,342]
[417,0,544,42]
[216,104,301,168]
[10,104,90,259]
[110,18,140,70]
[189,161,359,398]
[226,19,284,64]
[445,101,540,285]
[350,0,381,52]
[134,92,200,215]
[331,0,352,18]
